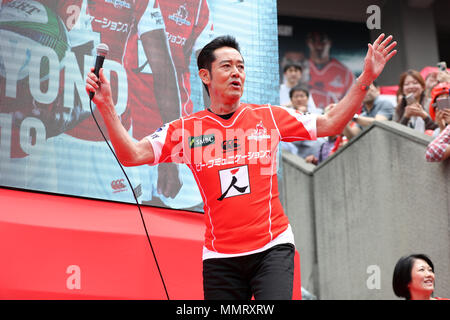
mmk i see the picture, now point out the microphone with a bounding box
[89,43,109,100]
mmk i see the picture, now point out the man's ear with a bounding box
[199,68,211,86]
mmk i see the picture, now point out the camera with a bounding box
[436,97,450,110]
[405,93,415,105]
[437,61,447,72]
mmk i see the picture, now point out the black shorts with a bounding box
[202,243,295,300]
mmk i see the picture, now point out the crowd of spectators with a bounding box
[279,61,450,164]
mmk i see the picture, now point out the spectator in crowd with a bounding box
[280,63,318,112]
[281,87,326,158]
[424,71,438,107]
[343,83,394,139]
[280,62,303,106]
[425,82,450,162]
[394,70,438,133]
[305,104,347,165]
[289,86,309,113]
[393,254,448,300]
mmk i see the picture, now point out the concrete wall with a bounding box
[282,121,450,299]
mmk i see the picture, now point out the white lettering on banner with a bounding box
[0,32,28,97]
[28,45,60,104]
[0,114,12,160]
[19,117,46,155]
[63,51,87,115]
[166,32,186,46]
[97,58,128,115]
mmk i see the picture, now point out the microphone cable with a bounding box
[89,98,170,300]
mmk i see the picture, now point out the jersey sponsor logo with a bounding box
[168,4,191,26]
[218,165,250,201]
[247,121,270,141]
[104,0,131,9]
[222,138,240,152]
[189,134,215,148]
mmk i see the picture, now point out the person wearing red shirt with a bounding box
[123,0,214,205]
[86,34,397,299]
[306,31,355,110]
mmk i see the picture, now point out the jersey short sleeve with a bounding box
[192,0,214,52]
[137,0,165,37]
[270,105,317,142]
[145,119,185,164]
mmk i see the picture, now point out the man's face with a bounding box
[307,33,331,57]
[202,46,245,104]
[291,90,308,110]
[284,66,302,84]
[363,84,379,104]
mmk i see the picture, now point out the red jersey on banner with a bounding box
[308,58,354,110]
[65,0,163,141]
[124,0,214,140]
[145,103,317,254]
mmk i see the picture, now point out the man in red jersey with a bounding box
[86,34,397,299]
[307,31,355,110]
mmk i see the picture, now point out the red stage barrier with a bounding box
[0,187,301,300]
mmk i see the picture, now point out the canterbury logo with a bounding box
[111,179,127,191]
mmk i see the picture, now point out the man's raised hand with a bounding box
[363,34,397,82]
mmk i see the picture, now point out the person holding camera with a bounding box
[425,82,450,162]
[394,70,438,133]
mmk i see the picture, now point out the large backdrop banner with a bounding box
[0,0,279,211]
[278,16,370,110]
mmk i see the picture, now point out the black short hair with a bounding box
[289,85,309,99]
[392,254,434,300]
[283,63,303,74]
[197,35,242,96]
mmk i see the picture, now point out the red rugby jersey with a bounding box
[146,103,317,254]
[308,58,354,110]
[124,0,214,139]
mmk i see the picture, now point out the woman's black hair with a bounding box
[392,253,434,300]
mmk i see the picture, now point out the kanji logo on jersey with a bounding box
[218,165,250,201]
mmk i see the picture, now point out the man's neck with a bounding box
[209,100,240,115]
[286,79,297,88]
[364,101,374,112]
[310,53,330,66]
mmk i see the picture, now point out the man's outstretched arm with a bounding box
[85,67,155,166]
[316,34,397,137]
